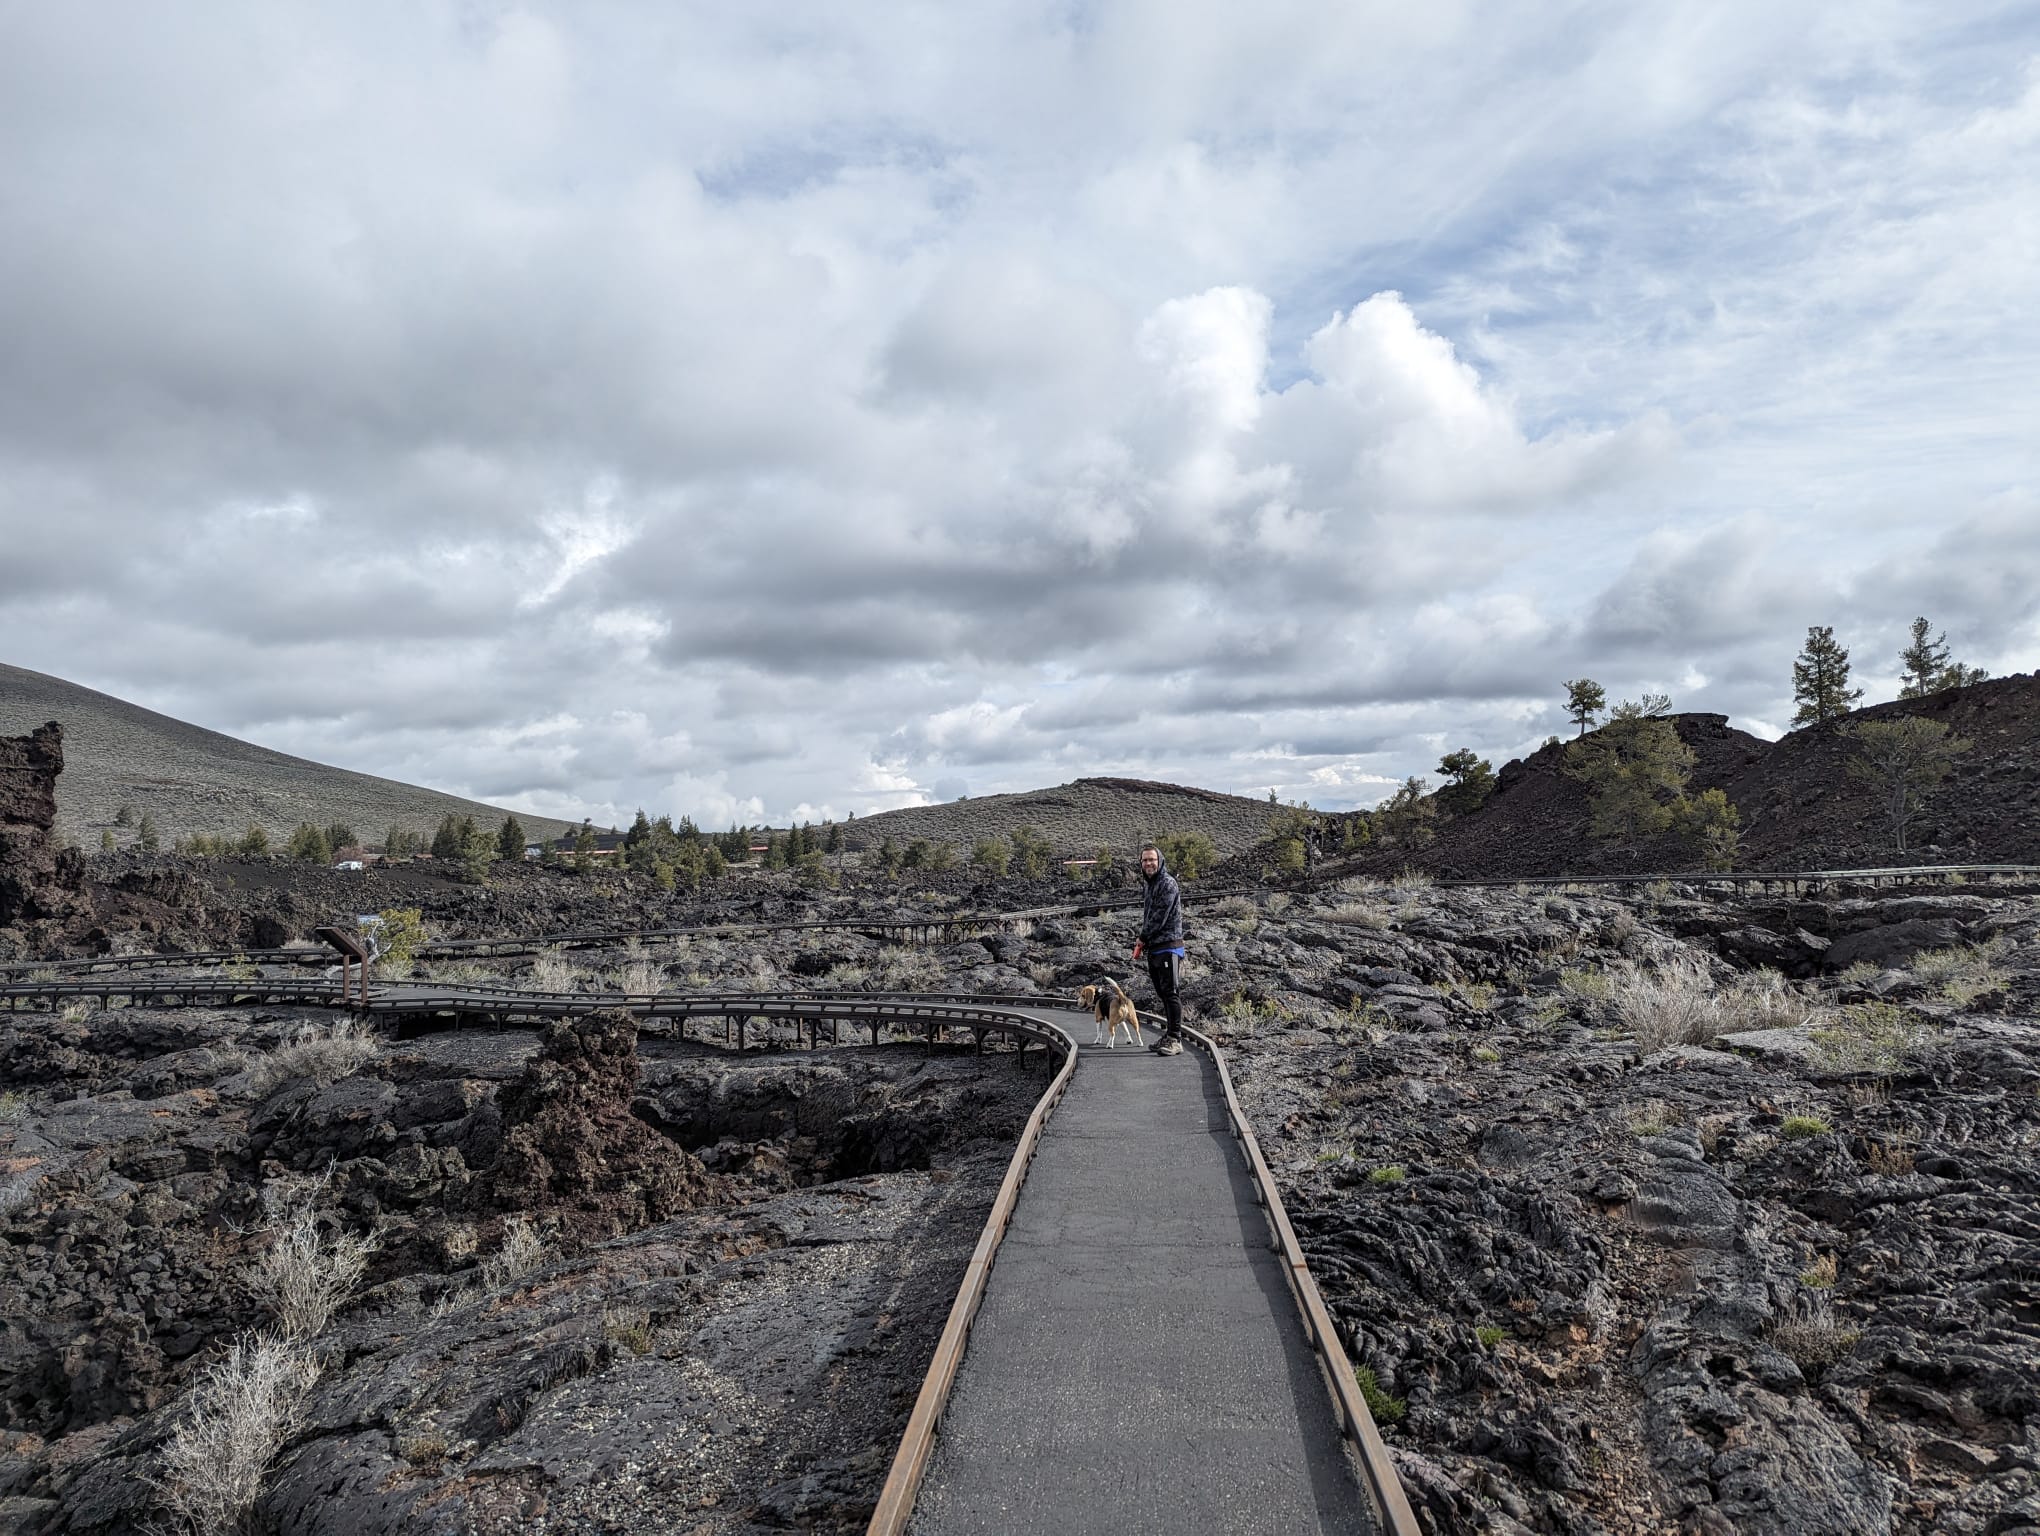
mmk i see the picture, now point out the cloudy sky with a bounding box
[3,2,2036,829]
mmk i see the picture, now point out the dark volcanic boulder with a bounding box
[1823,918,1962,973]
[485,1009,726,1238]
[0,721,88,929]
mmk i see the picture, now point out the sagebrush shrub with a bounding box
[241,1019,378,1098]
[154,1333,318,1535]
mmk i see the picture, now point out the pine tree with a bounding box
[1897,617,1950,700]
[1436,749,1496,816]
[138,814,160,854]
[1565,713,1696,841]
[324,824,355,856]
[1792,626,1863,726]
[1898,616,1987,697]
[1564,679,1606,737]
[497,815,526,862]
[625,810,652,848]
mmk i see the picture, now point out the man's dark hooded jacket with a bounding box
[1139,850,1184,951]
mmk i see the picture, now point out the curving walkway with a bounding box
[903,1029,1386,1536]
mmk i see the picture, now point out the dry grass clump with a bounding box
[1327,902,1390,929]
[1719,969,1818,1031]
[479,1216,547,1292]
[871,947,944,991]
[527,948,582,993]
[153,1333,320,1535]
[1611,963,1720,1049]
[613,956,665,994]
[1911,939,2010,1007]
[1389,868,1434,892]
[1611,964,1821,1050]
[1811,1002,1933,1074]
[241,1019,378,1098]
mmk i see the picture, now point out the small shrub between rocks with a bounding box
[1368,1165,1406,1186]
[1353,1364,1407,1424]
[1475,1325,1508,1349]
[241,1019,379,1098]
[1769,1321,1862,1380]
[1612,962,1718,1050]
[1811,1002,1931,1074]
[479,1217,547,1292]
[604,1311,655,1355]
[1799,1253,1838,1289]
[1913,939,2010,1007]
[153,1332,320,1536]
[1780,1114,1831,1140]
[1559,966,1615,1003]
[244,1176,378,1342]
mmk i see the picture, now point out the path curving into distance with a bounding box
[1,941,1418,1532]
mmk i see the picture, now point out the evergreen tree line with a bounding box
[1347,613,1988,869]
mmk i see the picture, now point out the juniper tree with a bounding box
[1564,679,1606,737]
[1792,626,1863,726]
[1374,778,1437,848]
[285,824,331,864]
[1009,825,1055,880]
[1846,717,1972,852]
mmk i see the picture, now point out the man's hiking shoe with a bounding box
[1151,1038,1183,1056]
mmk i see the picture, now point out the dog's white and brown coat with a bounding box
[1077,978,1144,1048]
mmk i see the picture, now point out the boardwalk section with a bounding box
[906,1040,1383,1536]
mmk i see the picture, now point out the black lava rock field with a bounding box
[2,864,2038,1535]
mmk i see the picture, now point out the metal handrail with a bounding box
[1172,1014,1421,1536]
[865,1012,1081,1536]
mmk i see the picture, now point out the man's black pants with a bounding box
[1146,951,1184,1038]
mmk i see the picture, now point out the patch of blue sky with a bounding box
[697,120,961,203]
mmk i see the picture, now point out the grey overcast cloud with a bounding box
[2,3,2037,829]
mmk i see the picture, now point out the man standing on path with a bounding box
[1134,844,1186,1055]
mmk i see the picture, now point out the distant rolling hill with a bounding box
[0,662,575,849]
[838,776,1287,861]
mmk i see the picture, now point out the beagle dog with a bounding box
[1078,978,1145,1049]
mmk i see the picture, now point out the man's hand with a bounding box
[1132,941,1145,961]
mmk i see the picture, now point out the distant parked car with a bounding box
[333,859,366,872]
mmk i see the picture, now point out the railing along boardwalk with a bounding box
[881,1025,1416,1536]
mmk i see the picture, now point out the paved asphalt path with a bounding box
[909,1025,1382,1536]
